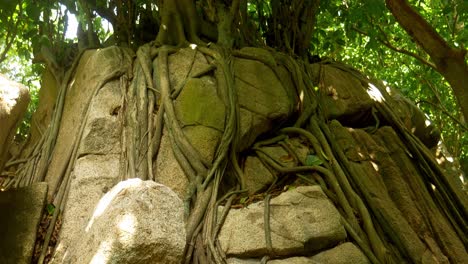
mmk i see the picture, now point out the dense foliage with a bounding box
[0,0,466,164]
[311,0,467,167]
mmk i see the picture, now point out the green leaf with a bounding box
[305,155,323,166]
[0,0,17,14]
[26,3,41,21]
[23,28,38,40]
[442,6,452,15]
[336,38,346,46]
[240,197,248,204]
[46,204,56,215]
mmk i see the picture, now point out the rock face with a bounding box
[0,182,48,264]
[242,137,310,194]
[0,74,30,173]
[44,47,132,199]
[331,121,467,263]
[309,242,370,264]
[156,47,294,199]
[309,63,373,124]
[219,186,346,258]
[242,155,276,195]
[23,68,58,158]
[50,47,133,262]
[61,179,185,264]
[53,154,121,262]
[234,48,293,150]
[309,63,440,149]
[227,242,370,263]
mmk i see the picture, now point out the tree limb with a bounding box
[385,0,468,121]
[352,26,437,71]
[417,100,468,131]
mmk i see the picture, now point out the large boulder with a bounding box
[156,47,295,199]
[219,186,346,258]
[309,63,440,149]
[309,63,374,124]
[234,47,293,150]
[330,121,467,263]
[0,74,30,173]
[155,48,224,199]
[43,47,133,198]
[0,182,48,264]
[58,179,185,264]
[51,47,134,261]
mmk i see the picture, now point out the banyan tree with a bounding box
[0,0,466,263]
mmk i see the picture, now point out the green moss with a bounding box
[176,77,225,131]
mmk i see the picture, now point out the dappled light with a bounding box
[370,161,380,172]
[117,213,137,243]
[326,85,339,100]
[88,213,138,263]
[90,240,112,264]
[366,83,385,103]
[86,178,142,232]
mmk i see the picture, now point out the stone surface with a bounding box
[219,186,346,258]
[0,74,30,173]
[242,155,276,195]
[52,154,121,262]
[234,49,292,150]
[331,121,466,263]
[175,76,225,131]
[260,138,311,168]
[389,92,440,148]
[226,243,369,264]
[155,47,296,199]
[51,50,131,261]
[183,125,222,164]
[310,242,370,264]
[44,47,133,198]
[168,47,211,90]
[227,258,259,264]
[78,78,122,156]
[0,182,48,264]
[310,63,373,123]
[154,128,190,199]
[227,257,314,264]
[62,179,185,264]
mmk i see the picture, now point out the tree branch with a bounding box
[352,26,437,71]
[385,0,464,62]
[85,0,116,25]
[385,0,468,122]
[417,100,468,131]
[0,2,22,64]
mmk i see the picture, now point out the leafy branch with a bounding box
[351,26,437,71]
[417,99,468,132]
